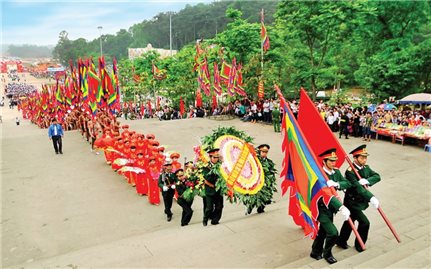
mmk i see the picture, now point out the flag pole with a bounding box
[298,87,400,244]
[275,85,366,250]
[345,157,401,243]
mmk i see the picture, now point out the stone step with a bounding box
[383,246,431,268]
[279,215,429,269]
[355,234,430,268]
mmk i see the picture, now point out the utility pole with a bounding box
[169,13,173,56]
[97,26,103,57]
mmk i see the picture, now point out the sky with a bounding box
[1,0,214,46]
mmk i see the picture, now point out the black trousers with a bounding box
[162,189,175,216]
[177,198,194,225]
[339,124,348,138]
[204,192,224,224]
[52,135,62,153]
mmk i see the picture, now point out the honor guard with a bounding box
[337,144,381,252]
[311,148,351,264]
[158,159,177,221]
[202,148,223,226]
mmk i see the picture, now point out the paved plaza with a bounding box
[1,76,430,268]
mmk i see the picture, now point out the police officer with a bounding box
[202,148,223,226]
[311,148,351,264]
[158,159,177,222]
[337,144,380,252]
[175,169,194,226]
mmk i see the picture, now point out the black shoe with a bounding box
[181,223,188,226]
[55,152,59,154]
[167,215,172,222]
[355,245,364,252]
[324,255,337,264]
[203,220,208,226]
[336,241,349,249]
[246,207,252,215]
[345,137,349,139]
[310,252,322,260]
[211,221,219,225]
[60,151,63,154]
[257,207,265,214]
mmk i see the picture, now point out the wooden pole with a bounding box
[345,157,401,243]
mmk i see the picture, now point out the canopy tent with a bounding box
[398,93,431,105]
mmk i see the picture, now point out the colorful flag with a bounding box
[234,63,247,96]
[152,64,167,80]
[275,85,335,239]
[213,62,223,96]
[220,61,231,84]
[261,9,270,52]
[297,88,347,168]
[227,58,237,96]
[258,80,264,99]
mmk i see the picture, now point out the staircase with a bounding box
[276,208,431,268]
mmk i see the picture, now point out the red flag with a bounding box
[297,88,347,168]
[147,100,152,116]
[180,97,185,115]
[196,88,202,108]
[212,94,217,110]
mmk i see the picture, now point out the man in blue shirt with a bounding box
[48,118,64,154]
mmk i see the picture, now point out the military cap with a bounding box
[257,144,270,150]
[319,148,338,161]
[350,144,370,157]
[207,148,220,156]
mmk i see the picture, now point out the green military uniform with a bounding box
[311,168,352,261]
[175,170,194,226]
[338,162,380,251]
[245,144,277,214]
[271,107,281,132]
[203,149,224,226]
[158,166,177,221]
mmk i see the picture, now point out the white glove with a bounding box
[339,205,351,221]
[162,186,168,191]
[370,196,379,209]
[359,178,369,186]
[327,180,339,189]
[171,184,176,190]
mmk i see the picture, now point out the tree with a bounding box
[275,1,370,100]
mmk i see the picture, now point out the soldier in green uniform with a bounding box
[271,105,281,132]
[337,144,380,252]
[175,169,194,226]
[246,144,277,214]
[158,159,177,222]
[202,148,223,226]
[311,148,351,264]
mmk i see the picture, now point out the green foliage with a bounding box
[53,1,278,64]
[7,44,53,58]
[52,1,431,100]
[201,126,254,152]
